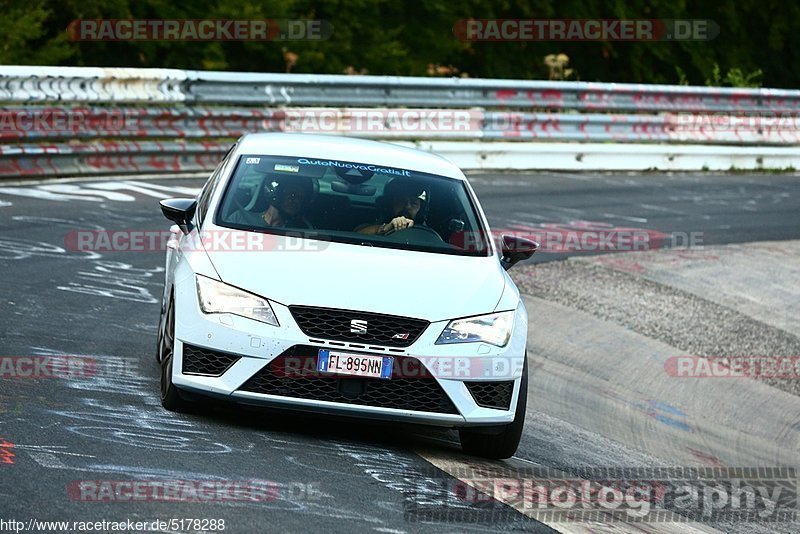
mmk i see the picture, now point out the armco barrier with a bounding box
[0,67,186,103]
[3,67,800,112]
[1,66,799,178]
[6,140,795,177]
[4,106,800,145]
[404,141,800,172]
[6,106,800,146]
[0,141,226,178]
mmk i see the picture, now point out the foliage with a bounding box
[0,0,796,87]
[705,63,763,87]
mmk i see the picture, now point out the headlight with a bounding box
[435,311,514,347]
[196,275,278,326]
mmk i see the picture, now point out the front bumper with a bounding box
[171,279,528,428]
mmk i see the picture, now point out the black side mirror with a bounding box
[500,235,539,270]
[160,198,197,235]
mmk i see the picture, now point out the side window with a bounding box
[197,144,235,224]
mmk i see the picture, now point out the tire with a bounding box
[155,298,167,363]
[459,358,528,459]
[159,295,193,413]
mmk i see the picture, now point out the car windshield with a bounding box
[214,154,491,256]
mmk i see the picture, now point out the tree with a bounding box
[0,0,797,88]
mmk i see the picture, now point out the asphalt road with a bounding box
[0,172,799,533]
[471,171,800,261]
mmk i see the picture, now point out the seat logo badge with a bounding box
[350,319,368,334]
[392,332,410,340]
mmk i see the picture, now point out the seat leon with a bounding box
[156,133,537,458]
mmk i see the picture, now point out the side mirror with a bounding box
[500,235,539,270]
[160,198,197,235]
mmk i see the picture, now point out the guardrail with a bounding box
[4,106,798,145]
[4,67,800,112]
[1,66,799,178]
[0,141,226,178]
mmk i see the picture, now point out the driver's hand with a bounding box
[262,205,282,227]
[386,216,414,232]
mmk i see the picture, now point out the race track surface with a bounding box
[1,172,799,533]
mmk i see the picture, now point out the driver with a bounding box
[357,179,427,235]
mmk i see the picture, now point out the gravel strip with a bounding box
[511,258,800,397]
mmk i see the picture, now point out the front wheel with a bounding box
[459,358,528,459]
[159,296,193,412]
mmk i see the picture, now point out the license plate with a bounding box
[317,349,393,380]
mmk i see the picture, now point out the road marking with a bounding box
[118,180,201,196]
[88,181,199,198]
[27,451,69,468]
[13,445,95,458]
[601,212,649,223]
[639,203,687,215]
[0,187,103,202]
[38,184,135,201]
[0,180,201,204]
[0,172,207,187]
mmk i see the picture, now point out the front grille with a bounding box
[238,346,458,414]
[289,306,429,347]
[465,381,514,410]
[182,344,240,377]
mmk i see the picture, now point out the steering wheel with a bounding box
[226,180,272,218]
[383,224,444,243]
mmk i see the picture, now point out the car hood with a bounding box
[203,234,505,322]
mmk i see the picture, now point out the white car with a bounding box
[156,133,537,458]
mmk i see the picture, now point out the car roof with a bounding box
[235,133,465,179]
